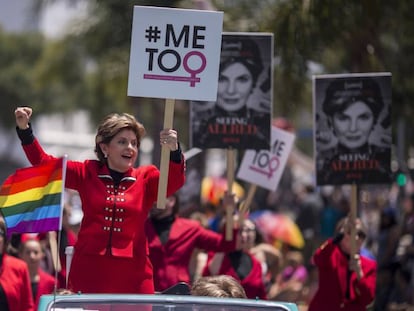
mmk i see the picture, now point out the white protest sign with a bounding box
[237,126,295,191]
[128,6,223,101]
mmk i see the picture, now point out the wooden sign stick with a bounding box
[156,98,175,209]
[48,231,61,272]
[238,183,257,226]
[350,184,358,260]
[225,148,235,241]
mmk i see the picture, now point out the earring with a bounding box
[104,153,108,159]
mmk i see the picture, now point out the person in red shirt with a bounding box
[202,218,268,300]
[18,234,56,310]
[14,106,185,294]
[308,216,376,311]
[146,192,238,292]
[37,204,77,288]
[0,218,34,311]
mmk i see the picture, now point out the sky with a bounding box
[0,0,86,38]
[0,0,35,32]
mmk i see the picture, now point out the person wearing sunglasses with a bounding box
[308,216,376,311]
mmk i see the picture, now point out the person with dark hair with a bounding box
[202,219,268,300]
[316,77,391,185]
[18,235,56,310]
[145,192,238,292]
[192,35,271,150]
[14,106,185,294]
[217,37,264,113]
[0,217,34,311]
[308,216,377,311]
[191,275,247,298]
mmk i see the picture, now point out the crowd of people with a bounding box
[0,106,413,311]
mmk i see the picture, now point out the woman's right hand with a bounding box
[15,106,32,129]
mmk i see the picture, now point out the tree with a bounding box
[5,0,414,158]
[214,0,414,156]
[0,29,44,128]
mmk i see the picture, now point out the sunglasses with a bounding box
[345,230,366,240]
[357,231,367,240]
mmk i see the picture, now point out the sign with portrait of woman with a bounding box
[190,33,273,150]
[313,72,392,185]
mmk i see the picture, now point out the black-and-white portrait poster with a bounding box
[313,72,392,186]
[190,33,273,150]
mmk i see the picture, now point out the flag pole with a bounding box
[225,148,235,241]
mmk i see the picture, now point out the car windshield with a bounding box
[40,294,297,311]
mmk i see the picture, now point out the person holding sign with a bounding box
[315,75,391,185]
[202,218,268,300]
[308,216,376,311]
[14,106,185,294]
[145,192,238,292]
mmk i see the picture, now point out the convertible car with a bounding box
[38,293,300,311]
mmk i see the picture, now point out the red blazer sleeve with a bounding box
[311,238,336,267]
[351,257,377,307]
[22,138,54,165]
[23,138,186,203]
[0,255,34,311]
[195,224,237,252]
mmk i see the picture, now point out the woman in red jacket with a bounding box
[146,193,237,292]
[14,106,185,294]
[0,218,34,311]
[308,216,377,311]
[202,218,268,300]
[18,235,57,310]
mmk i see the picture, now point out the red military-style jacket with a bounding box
[0,254,34,311]
[146,217,237,291]
[202,251,268,300]
[308,238,377,311]
[22,138,185,294]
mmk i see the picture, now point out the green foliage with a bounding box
[214,0,414,156]
[0,29,44,127]
[30,37,92,114]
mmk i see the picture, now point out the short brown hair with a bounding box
[94,113,145,163]
[191,275,247,298]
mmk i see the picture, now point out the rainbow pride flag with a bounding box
[0,156,67,236]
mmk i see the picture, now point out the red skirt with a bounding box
[68,252,154,294]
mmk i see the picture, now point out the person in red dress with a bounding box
[18,235,56,310]
[146,192,238,292]
[14,106,185,294]
[202,218,267,300]
[0,218,34,311]
[308,216,376,311]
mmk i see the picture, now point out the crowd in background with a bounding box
[176,159,414,310]
[1,167,414,310]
